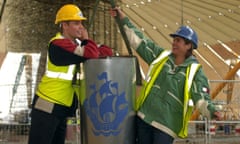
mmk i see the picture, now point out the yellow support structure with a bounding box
[191,60,240,120]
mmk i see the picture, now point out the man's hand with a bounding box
[79,28,89,40]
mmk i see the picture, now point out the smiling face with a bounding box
[171,36,192,58]
[62,21,85,40]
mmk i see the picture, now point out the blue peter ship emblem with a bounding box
[83,72,129,136]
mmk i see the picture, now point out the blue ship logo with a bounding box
[83,72,129,136]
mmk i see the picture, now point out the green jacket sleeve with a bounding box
[121,17,165,65]
[191,67,217,119]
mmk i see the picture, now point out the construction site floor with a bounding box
[0,121,240,144]
[0,128,240,144]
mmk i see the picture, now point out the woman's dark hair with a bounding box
[183,38,194,58]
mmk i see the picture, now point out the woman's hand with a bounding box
[110,7,126,20]
[213,111,223,120]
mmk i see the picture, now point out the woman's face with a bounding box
[171,36,191,57]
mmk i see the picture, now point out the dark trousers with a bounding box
[28,108,67,144]
[136,116,174,144]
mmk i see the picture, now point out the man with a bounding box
[28,4,113,144]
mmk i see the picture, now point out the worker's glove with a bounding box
[98,44,113,57]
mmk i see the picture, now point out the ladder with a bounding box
[9,55,27,113]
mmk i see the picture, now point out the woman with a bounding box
[111,7,221,144]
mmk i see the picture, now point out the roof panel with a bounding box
[122,0,240,80]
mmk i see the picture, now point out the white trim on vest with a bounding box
[145,50,171,82]
[187,63,199,91]
[46,65,75,80]
[187,63,200,107]
[151,50,171,65]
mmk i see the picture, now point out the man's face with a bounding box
[62,21,85,40]
[171,36,191,56]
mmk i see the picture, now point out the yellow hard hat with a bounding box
[55,4,87,24]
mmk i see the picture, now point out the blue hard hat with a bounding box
[170,26,198,49]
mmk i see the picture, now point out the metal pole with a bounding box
[87,0,100,30]
[109,0,133,56]
[109,0,142,85]
[181,0,184,25]
[0,0,7,22]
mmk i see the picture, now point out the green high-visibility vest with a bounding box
[136,50,201,138]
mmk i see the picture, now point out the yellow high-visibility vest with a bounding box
[136,50,170,110]
[179,63,201,138]
[36,33,76,106]
[136,50,201,138]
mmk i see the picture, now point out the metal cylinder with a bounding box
[81,56,136,144]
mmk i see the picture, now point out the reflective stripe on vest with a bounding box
[136,50,170,110]
[178,63,201,138]
[45,65,75,80]
[146,50,171,82]
[46,33,75,81]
